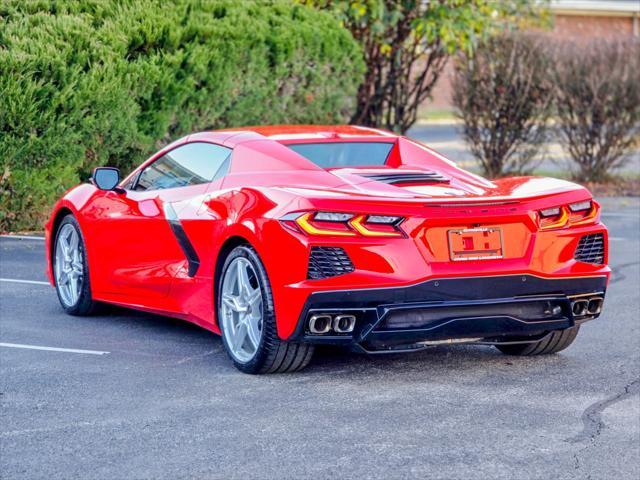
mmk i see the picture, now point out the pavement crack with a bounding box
[609,261,640,284]
[572,452,580,471]
[566,378,640,444]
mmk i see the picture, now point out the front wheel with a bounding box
[53,215,98,315]
[217,245,314,374]
[495,326,580,356]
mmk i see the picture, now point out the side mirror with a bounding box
[92,167,121,191]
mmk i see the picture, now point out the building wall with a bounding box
[553,14,635,38]
[422,12,639,115]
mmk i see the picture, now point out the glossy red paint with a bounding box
[45,125,610,339]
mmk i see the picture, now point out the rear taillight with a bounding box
[539,206,569,230]
[537,200,598,230]
[349,215,403,237]
[568,200,592,212]
[568,200,598,226]
[295,212,356,237]
[281,211,405,238]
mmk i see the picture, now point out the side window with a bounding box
[133,142,231,191]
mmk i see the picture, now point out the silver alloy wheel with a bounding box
[220,257,264,363]
[54,223,84,307]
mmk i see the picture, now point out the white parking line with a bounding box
[0,235,45,240]
[0,278,50,286]
[0,342,109,355]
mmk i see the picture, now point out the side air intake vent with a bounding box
[574,233,605,264]
[360,172,449,184]
[308,247,354,280]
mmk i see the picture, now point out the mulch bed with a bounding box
[583,178,640,197]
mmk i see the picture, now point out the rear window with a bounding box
[286,142,394,168]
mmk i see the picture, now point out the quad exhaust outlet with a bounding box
[572,299,588,317]
[587,297,603,315]
[570,295,603,318]
[333,315,357,333]
[308,314,333,334]
[308,313,356,334]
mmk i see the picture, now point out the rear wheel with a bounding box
[495,326,580,356]
[217,245,314,374]
[53,215,98,315]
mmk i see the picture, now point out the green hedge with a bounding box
[0,0,364,231]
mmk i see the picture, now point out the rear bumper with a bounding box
[288,274,607,352]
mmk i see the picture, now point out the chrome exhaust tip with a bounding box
[587,297,604,315]
[333,314,356,333]
[308,314,332,334]
[572,299,589,317]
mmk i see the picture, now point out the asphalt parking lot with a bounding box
[1,197,638,480]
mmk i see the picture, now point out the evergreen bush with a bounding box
[0,0,364,231]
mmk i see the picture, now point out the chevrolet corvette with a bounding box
[46,125,609,373]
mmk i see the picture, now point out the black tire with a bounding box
[217,245,314,374]
[53,215,99,316]
[495,326,580,356]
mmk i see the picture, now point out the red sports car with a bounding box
[45,125,609,373]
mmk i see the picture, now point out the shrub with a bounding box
[0,0,365,231]
[452,33,553,178]
[551,38,640,182]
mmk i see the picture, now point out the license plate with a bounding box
[448,227,503,261]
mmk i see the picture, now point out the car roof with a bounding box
[211,124,398,143]
[187,125,399,148]
[242,124,396,138]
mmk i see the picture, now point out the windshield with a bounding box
[286,142,394,169]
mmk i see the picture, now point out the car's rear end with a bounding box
[274,190,607,352]
[250,130,609,354]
